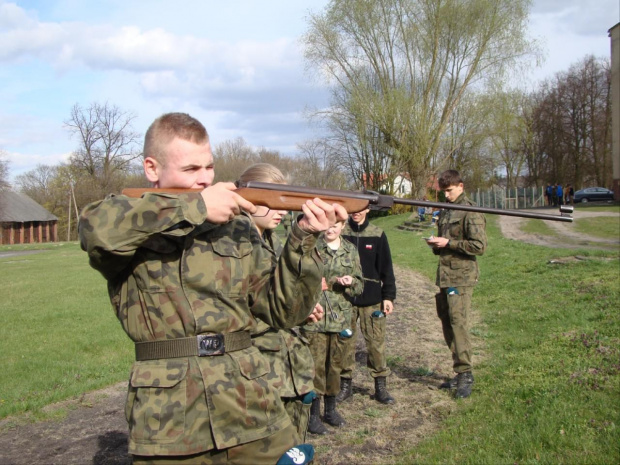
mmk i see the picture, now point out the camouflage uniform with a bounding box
[251,229,315,441]
[434,192,487,373]
[78,192,323,462]
[302,237,363,396]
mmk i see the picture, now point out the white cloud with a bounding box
[531,0,619,36]
[0,3,302,78]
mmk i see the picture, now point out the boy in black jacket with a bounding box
[337,208,397,404]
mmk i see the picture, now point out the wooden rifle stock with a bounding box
[121,182,574,222]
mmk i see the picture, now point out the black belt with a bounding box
[135,331,252,361]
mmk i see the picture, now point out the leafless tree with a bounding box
[295,139,350,189]
[0,151,9,190]
[64,102,141,198]
[526,56,611,189]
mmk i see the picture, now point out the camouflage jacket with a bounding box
[78,192,323,456]
[252,230,315,398]
[303,237,363,333]
[435,193,487,288]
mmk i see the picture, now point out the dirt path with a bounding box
[0,266,461,465]
[498,208,619,250]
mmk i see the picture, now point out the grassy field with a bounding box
[0,242,133,421]
[371,211,620,464]
[1,210,619,463]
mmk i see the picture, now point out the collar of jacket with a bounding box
[348,215,369,232]
[452,192,466,205]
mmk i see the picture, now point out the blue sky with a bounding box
[1,0,618,180]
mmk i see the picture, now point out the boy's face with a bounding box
[324,221,344,242]
[350,208,369,225]
[144,137,215,189]
[442,183,464,203]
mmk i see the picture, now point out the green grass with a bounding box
[521,218,559,236]
[1,214,619,464]
[574,215,620,240]
[372,213,620,465]
[573,205,620,213]
[0,242,133,421]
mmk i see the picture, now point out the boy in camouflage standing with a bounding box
[79,113,347,465]
[426,170,487,399]
[303,220,363,434]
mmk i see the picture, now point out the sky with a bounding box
[1,0,618,181]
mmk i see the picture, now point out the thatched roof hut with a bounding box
[0,190,58,244]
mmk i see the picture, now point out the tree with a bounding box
[212,137,260,182]
[304,0,537,195]
[485,90,533,189]
[295,139,351,189]
[0,150,9,190]
[64,102,141,199]
[526,56,611,189]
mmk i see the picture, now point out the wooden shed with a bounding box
[0,190,58,244]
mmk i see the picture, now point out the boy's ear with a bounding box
[144,157,160,184]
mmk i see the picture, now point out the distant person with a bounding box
[79,112,348,465]
[282,210,294,234]
[565,184,574,205]
[556,184,564,206]
[418,196,428,221]
[545,183,553,206]
[338,208,397,405]
[552,184,558,206]
[302,219,363,434]
[426,170,487,399]
[417,206,426,222]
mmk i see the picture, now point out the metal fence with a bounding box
[468,186,546,209]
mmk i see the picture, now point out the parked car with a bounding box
[573,187,615,203]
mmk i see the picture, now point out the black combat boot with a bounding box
[439,375,458,390]
[455,371,474,399]
[374,377,395,405]
[307,398,328,435]
[323,396,346,427]
[335,377,353,403]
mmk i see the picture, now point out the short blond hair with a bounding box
[143,113,208,164]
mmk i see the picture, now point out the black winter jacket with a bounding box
[342,216,396,307]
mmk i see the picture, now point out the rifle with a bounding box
[121,181,574,223]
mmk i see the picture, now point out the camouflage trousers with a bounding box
[305,331,347,396]
[340,304,391,379]
[435,286,473,373]
[132,423,301,465]
[283,396,311,442]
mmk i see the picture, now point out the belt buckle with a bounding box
[197,334,225,356]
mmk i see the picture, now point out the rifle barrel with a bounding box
[242,181,574,223]
[392,198,574,223]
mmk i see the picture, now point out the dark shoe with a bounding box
[455,372,474,399]
[324,396,346,427]
[439,376,458,390]
[335,377,353,403]
[308,398,328,435]
[374,377,395,405]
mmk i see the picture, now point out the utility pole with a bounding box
[67,190,72,242]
